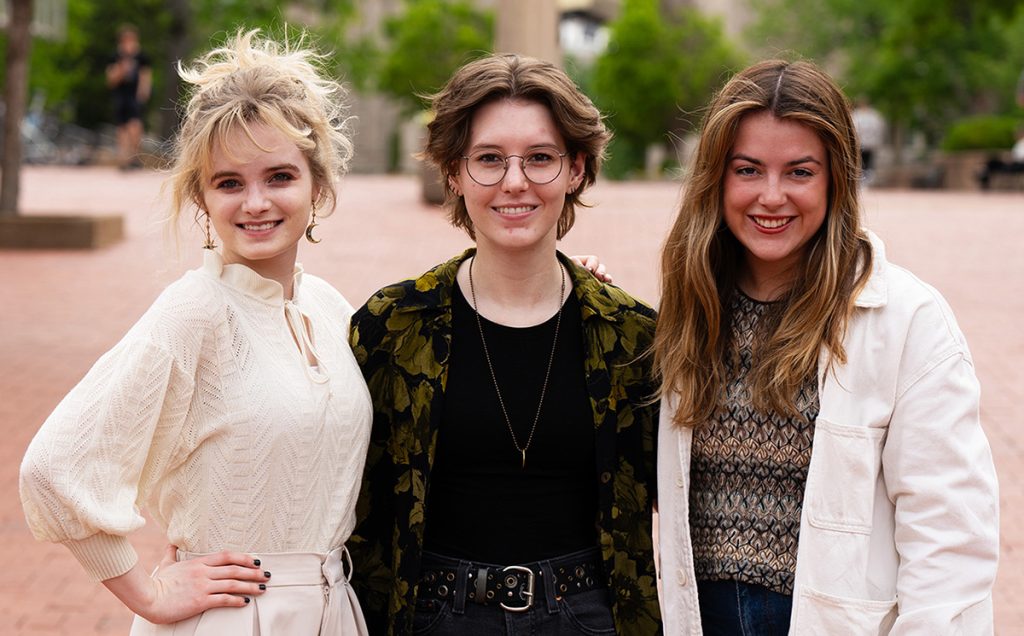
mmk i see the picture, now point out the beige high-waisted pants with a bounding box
[129,547,368,635]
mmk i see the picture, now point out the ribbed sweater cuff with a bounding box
[63,532,138,581]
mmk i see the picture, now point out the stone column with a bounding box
[494,0,560,64]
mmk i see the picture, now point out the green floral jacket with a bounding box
[348,249,662,635]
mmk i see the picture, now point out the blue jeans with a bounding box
[697,579,792,636]
[412,549,616,635]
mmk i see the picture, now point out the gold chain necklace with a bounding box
[467,256,565,469]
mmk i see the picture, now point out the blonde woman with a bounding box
[655,60,998,634]
[20,30,370,634]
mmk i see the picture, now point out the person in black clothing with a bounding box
[348,54,662,635]
[978,124,1024,190]
[106,25,151,169]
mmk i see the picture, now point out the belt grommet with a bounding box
[486,590,495,600]
[446,572,455,582]
[505,575,518,587]
[559,583,568,593]
[438,584,449,598]
[575,566,585,578]
[586,576,594,586]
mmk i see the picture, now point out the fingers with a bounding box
[206,577,268,597]
[569,254,614,283]
[197,550,264,570]
[194,551,270,585]
[570,254,598,270]
[203,593,254,610]
[205,563,271,583]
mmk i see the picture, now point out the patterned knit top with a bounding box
[20,251,373,581]
[688,291,818,595]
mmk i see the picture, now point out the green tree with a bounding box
[375,0,493,115]
[593,0,743,175]
[748,0,1024,142]
[4,0,364,139]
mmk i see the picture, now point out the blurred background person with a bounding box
[978,123,1024,190]
[851,96,885,185]
[106,24,151,170]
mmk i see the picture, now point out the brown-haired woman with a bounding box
[348,54,662,635]
[20,30,370,634]
[655,59,999,634]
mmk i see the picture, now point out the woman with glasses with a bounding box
[348,54,662,635]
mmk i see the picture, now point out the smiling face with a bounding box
[453,98,584,256]
[723,110,829,297]
[202,122,317,284]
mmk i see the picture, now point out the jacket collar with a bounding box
[853,230,887,309]
[392,247,624,322]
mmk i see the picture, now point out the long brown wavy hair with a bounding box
[655,59,873,427]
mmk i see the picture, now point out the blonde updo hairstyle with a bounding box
[168,29,353,229]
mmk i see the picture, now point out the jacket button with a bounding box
[600,471,612,484]
[677,568,688,586]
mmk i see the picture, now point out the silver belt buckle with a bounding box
[499,565,535,612]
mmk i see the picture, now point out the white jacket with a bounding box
[657,237,999,635]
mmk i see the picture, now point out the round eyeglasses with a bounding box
[461,147,569,186]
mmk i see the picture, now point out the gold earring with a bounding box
[305,201,322,244]
[202,213,217,249]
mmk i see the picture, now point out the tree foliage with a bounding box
[375,0,493,115]
[2,0,365,136]
[747,0,1024,141]
[593,0,744,150]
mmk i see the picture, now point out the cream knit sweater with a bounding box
[20,251,372,582]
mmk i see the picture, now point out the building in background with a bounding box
[345,0,745,173]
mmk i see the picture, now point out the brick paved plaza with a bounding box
[0,166,1020,634]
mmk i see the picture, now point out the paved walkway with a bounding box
[1,166,1020,633]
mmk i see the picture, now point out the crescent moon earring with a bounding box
[305,200,322,244]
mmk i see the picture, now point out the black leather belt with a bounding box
[417,549,606,612]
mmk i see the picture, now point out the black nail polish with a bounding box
[244,597,251,604]
[253,559,261,567]
[259,584,266,590]
[264,571,271,578]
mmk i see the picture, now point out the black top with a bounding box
[108,50,151,100]
[422,280,598,564]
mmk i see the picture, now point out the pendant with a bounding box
[521,449,527,469]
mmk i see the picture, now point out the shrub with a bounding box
[941,115,1022,151]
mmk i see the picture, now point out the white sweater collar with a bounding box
[201,250,305,304]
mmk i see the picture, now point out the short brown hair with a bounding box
[423,54,610,239]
